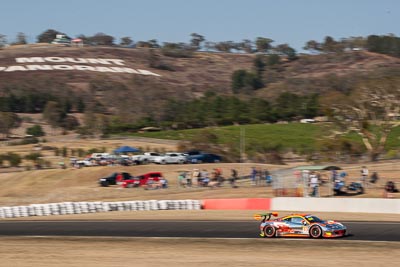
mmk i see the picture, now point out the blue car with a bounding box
[187,153,222,163]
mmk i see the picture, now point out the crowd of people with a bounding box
[176,166,273,189]
[295,165,398,198]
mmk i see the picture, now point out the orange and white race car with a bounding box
[254,212,347,238]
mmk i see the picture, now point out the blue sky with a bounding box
[1,0,399,51]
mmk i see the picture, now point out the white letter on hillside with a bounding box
[15,57,45,63]
[137,69,161,77]
[26,65,53,71]
[86,58,111,65]
[94,66,117,72]
[65,58,88,64]
[74,65,95,71]
[44,57,67,63]
[52,65,74,70]
[104,59,125,65]
[5,66,28,72]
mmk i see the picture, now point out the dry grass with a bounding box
[0,133,399,207]
[0,158,399,206]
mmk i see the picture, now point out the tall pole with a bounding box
[239,127,246,179]
[240,127,245,163]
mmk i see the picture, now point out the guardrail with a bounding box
[0,200,201,219]
[272,197,400,214]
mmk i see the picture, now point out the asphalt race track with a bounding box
[0,221,399,241]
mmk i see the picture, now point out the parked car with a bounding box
[98,172,133,187]
[187,153,222,163]
[130,152,162,164]
[153,153,187,164]
[76,159,95,167]
[122,172,164,188]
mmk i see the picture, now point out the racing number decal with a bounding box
[302,226,307,232]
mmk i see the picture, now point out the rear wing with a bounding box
[253,212,278,222]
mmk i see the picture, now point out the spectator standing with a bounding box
[230,169,238,188]
[159,177,168,188]
[361,166,369,188]
[188,169,199,187]
[178,171,186,187]
[309,171,319,197]
[265,169,272,185]
[199,169,209,187]
[251,167,257,185]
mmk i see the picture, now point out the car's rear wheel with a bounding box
[309,225,322,238]
[264,225,276,238]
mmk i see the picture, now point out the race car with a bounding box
[254,212,347,238]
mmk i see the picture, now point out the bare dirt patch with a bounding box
[0,237,398,267]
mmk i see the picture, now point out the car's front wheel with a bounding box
[309,225,322,238]
[263,225,276,238]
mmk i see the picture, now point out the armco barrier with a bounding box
[202,198,271,210]
[271,197,400,214]
[0,200,202,219]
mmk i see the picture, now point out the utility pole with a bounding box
[240,127,245,163]
[239,127,246,179]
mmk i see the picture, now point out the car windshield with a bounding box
[305,215,324,223]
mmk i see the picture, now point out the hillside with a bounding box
[1,44,400,117]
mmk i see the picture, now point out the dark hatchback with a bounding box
[99,172,133,187]
[186,153,222,163]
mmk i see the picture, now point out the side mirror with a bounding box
[302,220,307,226]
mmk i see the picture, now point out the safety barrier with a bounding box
[0,200,201,219]
[271,197,400,214]
[202,198,271,210]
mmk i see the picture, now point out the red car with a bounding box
[122,172,164,188]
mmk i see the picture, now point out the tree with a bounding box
[60,115,80,130]
[161,42,193,57]
[253,55,266,76]
[0,112,21,138]
[231,70,247,93]
[214,41,235,53]
[231,69,263,93]
[239,39,254,53]
[120,36,133,46]
[303,40,322,53]
[37,29,64,43]
[255,37,273,53]
[190,33,205,50]
[6,152,21,167]
[89,33,114,46]
[42,101,65,131]
[274,44,297,61]
[329,77,400,161]
[13,32,27,45]
[266,54,280,66]
[322,36,342,53]
[26,124,45,137]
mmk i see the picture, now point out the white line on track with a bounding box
[2,235,399,243]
